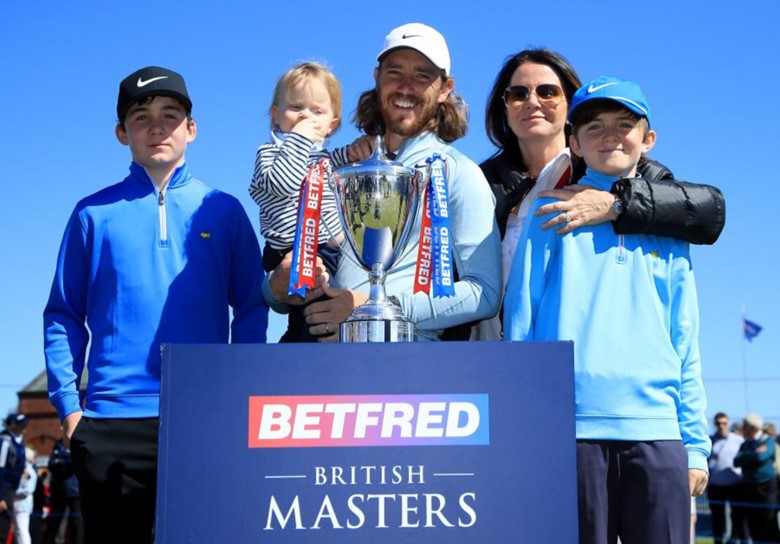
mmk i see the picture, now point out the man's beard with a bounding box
[381,91,439,138]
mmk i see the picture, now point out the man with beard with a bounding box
[266,22,502,340]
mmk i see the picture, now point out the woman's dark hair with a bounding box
[484,49,581,168]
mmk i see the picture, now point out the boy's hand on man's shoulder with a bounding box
[346,135,375,162]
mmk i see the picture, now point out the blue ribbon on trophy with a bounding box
[413,154,454,298]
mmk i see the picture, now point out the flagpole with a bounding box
[740,305,749,414]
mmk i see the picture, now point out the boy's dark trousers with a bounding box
[263,243,340,342]
[576,439,690,544]
[70,417,158,544]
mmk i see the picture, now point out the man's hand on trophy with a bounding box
[269,252,331,305]
[303,283,368,342]
[346,135,375,162]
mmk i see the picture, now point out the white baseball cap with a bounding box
[376,23,451,76]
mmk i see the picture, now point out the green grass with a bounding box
[343,187,408,251]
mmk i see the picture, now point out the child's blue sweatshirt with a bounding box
[44,162,268,420]
[504,168,710,472]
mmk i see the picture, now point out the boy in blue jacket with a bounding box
[504,76,710,544]
[43,66,268,544]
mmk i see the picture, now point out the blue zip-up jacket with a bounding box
[44,162,268,420]
[504,168,710,472]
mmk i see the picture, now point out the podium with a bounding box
[156,341,577,543]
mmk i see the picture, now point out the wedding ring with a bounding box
[325,322,331,334]
[563,212,572,223]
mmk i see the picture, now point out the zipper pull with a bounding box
[616,234,627,264]
[158,191,165,206]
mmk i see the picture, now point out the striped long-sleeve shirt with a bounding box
[249,130,349,249]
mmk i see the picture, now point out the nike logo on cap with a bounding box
[137,76,169,88]
[587,82,618,94]
[402,34,423,39]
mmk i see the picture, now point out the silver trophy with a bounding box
[330,136,422,342]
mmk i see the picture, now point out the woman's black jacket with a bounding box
[480,152,725,245]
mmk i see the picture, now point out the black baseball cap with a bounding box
[116,66,192,122]
[4,413,28,428]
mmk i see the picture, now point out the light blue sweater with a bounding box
[335,132,502,340]
[504,168,710,472]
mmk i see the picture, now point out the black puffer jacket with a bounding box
[480,152,725,245]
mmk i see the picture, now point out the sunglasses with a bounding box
[503,84,565,108]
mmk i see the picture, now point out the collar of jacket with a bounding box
[128,161,192,190]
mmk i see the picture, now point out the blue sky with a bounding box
[2,1,778,428]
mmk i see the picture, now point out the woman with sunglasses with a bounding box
[471,48,725,339]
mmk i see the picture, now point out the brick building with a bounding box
[12,371,76,458]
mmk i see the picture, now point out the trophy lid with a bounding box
[333,136,418,178]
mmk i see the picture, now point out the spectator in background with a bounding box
[13,447,38,544]
[765,422,778,440]
[732,422,745,437]
[43,439,82,544]
[734,413,780,542]
[708,412,746,544]
[1,414,28,543]
[32,466,48,544]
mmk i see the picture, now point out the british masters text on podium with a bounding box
[249,394,489,531]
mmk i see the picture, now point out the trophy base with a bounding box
[340,319,416,343]
[339,300,417,343]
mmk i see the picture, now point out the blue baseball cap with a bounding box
[569,76,651,126]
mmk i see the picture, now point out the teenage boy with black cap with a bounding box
[0,413,27,541]
[44,66,269,543]
[504,76,710,544]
